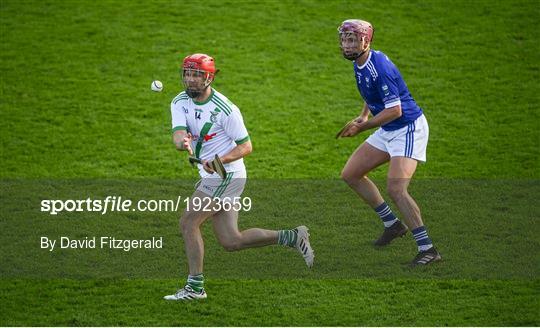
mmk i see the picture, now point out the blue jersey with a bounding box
[353,50,422,131]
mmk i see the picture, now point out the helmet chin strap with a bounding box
[343,48,368,61]
[356,48,370,60]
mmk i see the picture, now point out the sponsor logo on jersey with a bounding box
[382,84,390,96]
[204,133,217,142]
[182,107,188,113]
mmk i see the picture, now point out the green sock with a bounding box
[187,273,204,293]
[278,228,298,247]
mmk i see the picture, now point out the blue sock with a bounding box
[411,226,433,252]
[374,202,399,228]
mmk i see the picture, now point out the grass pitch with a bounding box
[1,0,539,326]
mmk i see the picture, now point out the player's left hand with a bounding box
[202,160,215,174]
[183,133,194,155]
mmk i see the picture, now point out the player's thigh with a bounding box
[388,156,418,179]
[342,142,390,178]
[181,190,221,227]
[387,156,418,193]
[211,209,241,245]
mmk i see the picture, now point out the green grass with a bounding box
[1,0,539,326]
[1,0,538,179]
[1,279,538,326]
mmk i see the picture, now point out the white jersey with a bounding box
[171,88,250,174]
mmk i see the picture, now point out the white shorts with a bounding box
[366,114,429,162]
[195,169,246,201]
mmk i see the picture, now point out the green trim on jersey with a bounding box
[211,95,232,116]
[193,89,215,106]
[173,92,188,105]
[235,135,250,145]
[172,126,187,133]
[195,122,214,158]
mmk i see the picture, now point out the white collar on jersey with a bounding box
[356,50,373,70]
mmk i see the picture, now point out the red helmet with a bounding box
[338,19,374,60]
[181,53,218,98]
[338,19,374,43]
[182,53,217,79]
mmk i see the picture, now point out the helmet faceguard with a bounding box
[338,19,374,61]
[181,54,218,99]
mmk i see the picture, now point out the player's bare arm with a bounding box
[337,103,370,139]
[342,104,402,137]
[221,140,252,164]
[202,140,252,174]
[355,102,370,123]
[173,130,193,155]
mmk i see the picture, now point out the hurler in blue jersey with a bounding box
[337,19,441,266]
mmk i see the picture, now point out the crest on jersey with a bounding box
[210,111,219,123]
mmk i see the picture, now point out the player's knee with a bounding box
[341,170,351,183]
[342,170,367,186]
[341,169,358,184]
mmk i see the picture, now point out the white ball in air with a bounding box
[151,80,163,92]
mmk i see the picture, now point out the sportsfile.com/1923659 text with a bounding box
[40,196,252,215]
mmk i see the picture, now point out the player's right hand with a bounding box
[202,160,215,174]
[341,125,359,137]
[342,118,366,137]
[183,133,194,155]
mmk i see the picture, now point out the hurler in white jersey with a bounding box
[164,53,314,301]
